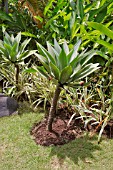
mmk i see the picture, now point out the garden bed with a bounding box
[30,110,113,146]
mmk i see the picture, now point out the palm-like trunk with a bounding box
[15,64,19,90]
[47,83,61,132]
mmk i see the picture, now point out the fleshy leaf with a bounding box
[60,65,72,84]
[50,62,60,80]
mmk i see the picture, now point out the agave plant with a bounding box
[35,39,99,133]
[0,31,36,90]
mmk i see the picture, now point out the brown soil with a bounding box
[30,117,85,146]
[30,109,113,146]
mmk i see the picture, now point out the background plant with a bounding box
[67,80,111,143]
[43,0,113,44]
[0,31,36,91]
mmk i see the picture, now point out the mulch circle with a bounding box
[30,111,113,146]
[30,116,86,146]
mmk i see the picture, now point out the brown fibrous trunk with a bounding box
[47,83,61,133]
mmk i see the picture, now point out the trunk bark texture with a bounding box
[47,83,61,132]
[15,64,19,90]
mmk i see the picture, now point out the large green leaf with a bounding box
[97,40,113,51]
[69,55,80,70]
[88,22,113,40]
[37,66,50,78]
[60,65,72,84]
[63,41,69,55]
[47,41,60,67]
[36,42,56,64]
[69,39,81,63]
[10,43,19,62]
[50,62,60,80]
[20,38,31,53]
[0,10,13,22]
[70,63,99,82]
[67,49,74,63]
[47,41,55,58]
[24,68,37,73]
[14,32,21,45]
[3,43,12,60]
[4,32,12,46]
[43,62,51,75]
[77,0,84,21]
[58,48,67,70]
[70,63,81,78]
[54,38,61,54]
[18,50,36,61]
[21,32,37,38]
[80,50,96,66]
[0,46,9,58]
[34,53,48,64]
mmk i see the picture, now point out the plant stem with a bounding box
[15,64,19,90]
[47,83,61,132]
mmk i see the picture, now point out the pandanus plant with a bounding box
[35,39,99,133]
[0,31,36,90]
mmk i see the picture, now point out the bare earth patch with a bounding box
[30,113,86,146]
[30,111,113,146]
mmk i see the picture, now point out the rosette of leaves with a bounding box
[0,31,36,90]
[35,39,99,133]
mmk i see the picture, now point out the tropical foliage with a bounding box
[0,0,112,142]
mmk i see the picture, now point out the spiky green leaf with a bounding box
[97,40,113,51]
[37,66,50,78]
[70,63,99,81]
[50,62,60,80]
[69,39,81,63]
[36,42,55,64]
[20,38,31,53]
[24,68,37,73]
[47,41,55,58]
[54,38,61,54]
[60,65,72,84]
[34,53,48,64]
[80,50,96,66]
[58,48,68,70]
[63,41,69,55]
[18,50,36,61]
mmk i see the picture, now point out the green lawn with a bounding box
[0,110,113,170]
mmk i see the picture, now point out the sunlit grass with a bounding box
[0,107,113,170]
